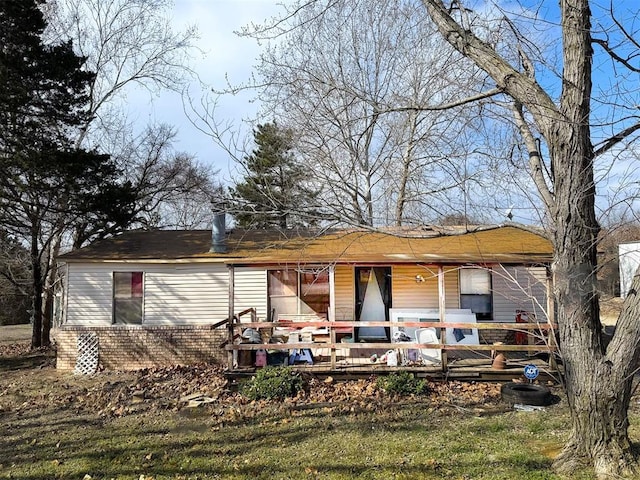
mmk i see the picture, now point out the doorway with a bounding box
[355,267,391,341]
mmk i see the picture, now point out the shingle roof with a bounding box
[58,225,553,265]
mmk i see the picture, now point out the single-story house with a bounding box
[53,220,555,373]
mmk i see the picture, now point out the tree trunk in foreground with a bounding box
[30,229,43,349]
[552,212,639,477]
[420,0,640,477]
[546,2,640,474]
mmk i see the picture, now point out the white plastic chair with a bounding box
[415,327,441,364]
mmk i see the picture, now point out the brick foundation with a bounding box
[53,325,228,371]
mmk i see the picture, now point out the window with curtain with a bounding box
[459,268,492,320]
[113,271,143,324]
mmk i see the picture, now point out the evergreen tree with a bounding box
[230,122,320,229]
[0,0,135,347]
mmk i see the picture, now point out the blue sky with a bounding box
[129,0,286,183]
[129,0,639,223]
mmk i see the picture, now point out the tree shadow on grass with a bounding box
[0,347,55,372]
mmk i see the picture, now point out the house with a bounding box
[619,241,640,298]
[53,221,555,373]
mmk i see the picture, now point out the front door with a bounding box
[355,267,391,341]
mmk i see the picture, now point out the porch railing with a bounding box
[220,310,558,372]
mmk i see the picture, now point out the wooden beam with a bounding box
[225,342,555,352]
[438,265,448,372]
[239,320,557,329]
[227,265,235,368]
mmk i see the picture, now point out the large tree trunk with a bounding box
[30,229,43,349]
[554,257,640,477]
[421,0,640,476]
[550,138,638,476]
[548,2,638,474]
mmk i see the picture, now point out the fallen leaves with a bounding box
[0,347,507,422]
[0,341,30,357]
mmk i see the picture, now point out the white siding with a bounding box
[444,267,460,309]
[391,265,459,309]
[144,265,228,324]
[64,263,230,326]
[65,265,113,325]
[233,267,268,321]
[491,266,548,322]
[392,265,438,309]
[334,265,354,320]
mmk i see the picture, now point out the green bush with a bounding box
[241,366,303,400]
[376,371,430,395]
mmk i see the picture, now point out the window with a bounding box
[113,272,143,324]
[268,269,329,320]
[268,270,298,320]
[459,268,492,320]
[300,271,329,317]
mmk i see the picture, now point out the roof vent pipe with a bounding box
[210,201,227,253]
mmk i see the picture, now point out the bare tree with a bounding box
[0,231,30,326]
[207,0,525,227]
[45,0,198,148]
[261,0,477,226]
[44,0,206,235]
[416,0,640,476]
[72,124,218,248]
[34,0,216,346]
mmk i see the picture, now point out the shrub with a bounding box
[376,371,430,396]
[240,366,303,400]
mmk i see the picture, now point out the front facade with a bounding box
[54,225,554,371]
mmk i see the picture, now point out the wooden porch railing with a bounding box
[218,313,558,372]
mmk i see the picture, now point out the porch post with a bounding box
[329,265,336,322]
[62,262,69,325]
[227,264,235,369]
[329,265,336,369]
[438,265,448,372]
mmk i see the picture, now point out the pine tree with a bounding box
[231,122,320,229]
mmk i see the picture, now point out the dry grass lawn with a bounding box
[0,324,30,344]
[0,303,633,480]
[0,341,608,480]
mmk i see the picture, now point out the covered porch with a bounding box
[223,312,558,379]
[223,258,558,379]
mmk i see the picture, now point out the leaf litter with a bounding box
[0,346,509,424]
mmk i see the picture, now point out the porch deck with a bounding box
[231,354,558,382]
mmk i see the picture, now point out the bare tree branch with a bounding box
[594,121,640,157]
[378,87,504,113]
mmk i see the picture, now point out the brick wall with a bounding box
[53,325,228,371]
[478,327,514,345]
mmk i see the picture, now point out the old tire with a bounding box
[501,382,552,406]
